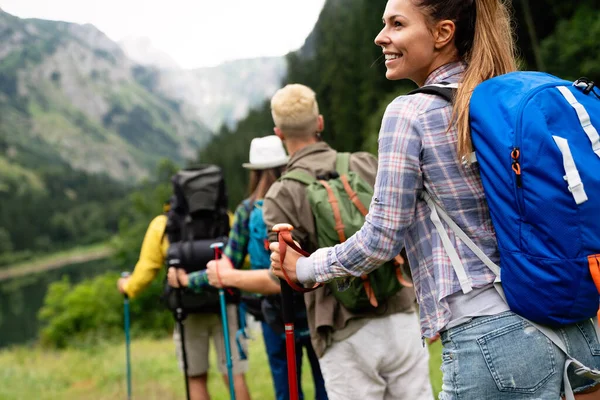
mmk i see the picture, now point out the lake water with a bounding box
[0,258,118,348]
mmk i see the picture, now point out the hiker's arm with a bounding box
[299,99,422,284]
[223,202,251,269]
[206,256,280,295]
[120,215,168,298]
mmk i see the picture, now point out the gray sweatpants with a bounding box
[319,312,433,400]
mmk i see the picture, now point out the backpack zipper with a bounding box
[513,81,566,217]
[511,147,522,188]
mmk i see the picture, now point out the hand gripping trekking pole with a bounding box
[272,223,304,400]
[121,272,132,400]
[274,224,320,294]
[211,242,236,400]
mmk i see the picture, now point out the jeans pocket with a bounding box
[477,320,558,393]
[577,319,600,356]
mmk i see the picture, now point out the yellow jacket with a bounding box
[123,215,169,298]
[123,212,234,298]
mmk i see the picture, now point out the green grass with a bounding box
[0,332,443,399]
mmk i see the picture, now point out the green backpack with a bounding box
[281,152,411,312]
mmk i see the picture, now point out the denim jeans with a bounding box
[261,322,328,400]
[439,310,600,399]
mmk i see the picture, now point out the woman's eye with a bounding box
[394,21,403,27]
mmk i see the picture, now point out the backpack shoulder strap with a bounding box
[408,82,458,103]
[335,152,351,175]
[242,198,254,212]
[280,169,316,186]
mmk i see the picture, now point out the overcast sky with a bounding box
[0,0,326,69]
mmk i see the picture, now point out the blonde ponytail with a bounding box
[454,0,517,159]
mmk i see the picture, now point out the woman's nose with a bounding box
[374,27,389,46]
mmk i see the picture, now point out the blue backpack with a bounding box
[246,200,271,270]
[413,72,600,327]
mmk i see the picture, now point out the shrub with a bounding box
[38,271,173,348]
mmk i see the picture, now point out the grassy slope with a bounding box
[0,333,443,400]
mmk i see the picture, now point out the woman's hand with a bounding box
[117,277,129,294]
[206,257,234,288]
[427,333,441,345]
[269,241,302,283]
[167,267,189,288]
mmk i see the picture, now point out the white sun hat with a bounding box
[242,135,289,170]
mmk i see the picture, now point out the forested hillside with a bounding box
[198,0,600,209]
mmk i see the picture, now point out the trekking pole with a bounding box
[235,304,249,361]
[272,224,300,400]
[174,270,191,400]
[211,242,236,400]
[121,272,132,400]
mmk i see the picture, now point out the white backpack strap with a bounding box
[552,136,588,205]
[557,86,600,158]
[423,191,600,398]
[422,192,500,277]
[426,83,460,89]
[422,192,473,293]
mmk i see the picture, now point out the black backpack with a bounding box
[162,165,239,314]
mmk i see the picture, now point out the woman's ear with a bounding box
[434,19,456,50]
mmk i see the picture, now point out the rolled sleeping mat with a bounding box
[167,237,228,272]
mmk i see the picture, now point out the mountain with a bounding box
[118,36,180,70]
[0,9,211,183]
[117,36,286,132]
[152,57,287,131]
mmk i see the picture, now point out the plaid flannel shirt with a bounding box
[188,201,250,292]
[223,200,252,269]
[309,62,500,338]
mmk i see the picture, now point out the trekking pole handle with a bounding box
[210,242,225,251]
[272,224,320,294]
[121,272,130,299]
[210,242,234,295]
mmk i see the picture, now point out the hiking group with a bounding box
[117,0,600,399]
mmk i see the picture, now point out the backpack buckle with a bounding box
[461,152,478,166]
[574,77,596,95]
[564,175,583,193]
[568,182,583,193]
